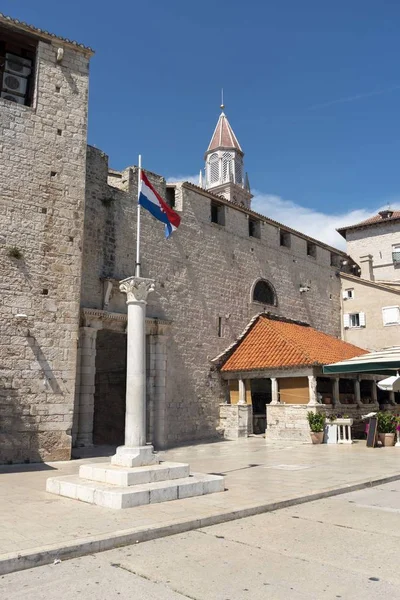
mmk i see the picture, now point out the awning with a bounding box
[323,346,400,375]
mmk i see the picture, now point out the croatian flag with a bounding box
[139,171,181,238]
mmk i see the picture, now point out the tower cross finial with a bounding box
[220,88,224,111]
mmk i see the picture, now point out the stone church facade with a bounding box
[0,15,355,463]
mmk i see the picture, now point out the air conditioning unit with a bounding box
[5,53,32,77]
[1,91,26,105]
[2,72,28,96]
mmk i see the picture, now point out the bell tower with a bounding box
[202,100,252,208]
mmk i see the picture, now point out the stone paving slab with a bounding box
[1,437,400,575]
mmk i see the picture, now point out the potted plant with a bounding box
[376,412,396,447]
[307,411,325,444]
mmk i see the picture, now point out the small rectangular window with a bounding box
[350,313,360,327]
[217,316,222,337]
[392,244,400,264]
[280,230,291,248]
[330,253,340,267]
[248,218,260,239]
[307,242,317,258]
[211,201,225,226]
[165,187,176,209]
[343,289,354,300]
[344,312,366,328]
[382,306,400,326]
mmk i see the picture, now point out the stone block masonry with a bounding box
[0,29,92,463]
[81,148,346,449]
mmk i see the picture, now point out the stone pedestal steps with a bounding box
[46,461,224,509]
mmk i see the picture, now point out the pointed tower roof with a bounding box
[206,111,243,154]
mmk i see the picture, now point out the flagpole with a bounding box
[135,154,142,277]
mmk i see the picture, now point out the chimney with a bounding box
[359,254,374,281]
[378,209,393,219]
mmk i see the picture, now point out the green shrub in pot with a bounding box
[377,412,396,447]
[307,412,325,444]
[307,412,325,432]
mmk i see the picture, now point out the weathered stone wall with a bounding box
[346,222,400,282]
[0,37,90,462]
[266,403,377,443]
[219,404,253,439]
[266,404,311,442]
[81,148,344,448]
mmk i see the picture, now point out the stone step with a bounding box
[79,461,190,487]
[46,473,225,509]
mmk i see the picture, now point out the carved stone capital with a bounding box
[119,276,155,304]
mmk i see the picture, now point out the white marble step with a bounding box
[79,461,190,487]
[46,472,225,509]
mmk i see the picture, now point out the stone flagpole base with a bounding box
[111,445,158,468]
[47,275,224,508]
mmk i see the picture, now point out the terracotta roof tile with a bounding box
[337,211,400,238]
[220,314,367,372]
[207,112,242,153]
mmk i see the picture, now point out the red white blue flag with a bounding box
[139,171,181,238]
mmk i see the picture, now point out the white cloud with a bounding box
[166,174,199,184]
[251,191,400,250]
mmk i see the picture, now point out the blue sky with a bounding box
[2,0,400,247]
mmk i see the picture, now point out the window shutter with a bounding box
[342,291,348,299]
[382,306,400,325]
[359,312,366,327]
[343,314,350,328]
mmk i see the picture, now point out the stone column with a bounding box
[389,391,396,406]
[332,377,340,407]
[372,380,378,404]
[71,341,82,446]
[308,375,318,406]
[354,379,362,407]
[112,276,157,468]
[270,377,279,404]
[238,379,247,405]
[152,332,168,450]
[75,327,98,447]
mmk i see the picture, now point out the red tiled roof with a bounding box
[337,211,400,238]
[207,112,242,153]
[219,314,367,372]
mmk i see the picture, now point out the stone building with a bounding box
[74,119,355,451]
[338,209,400,284]
[0,14,93,463]
[0,14,357,463]
[213,313,374,442]
[338,211,400,350]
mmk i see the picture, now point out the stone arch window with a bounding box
[252,279,276,306]
[209,153,219,184]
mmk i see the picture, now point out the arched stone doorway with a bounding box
[72,308,170,450]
